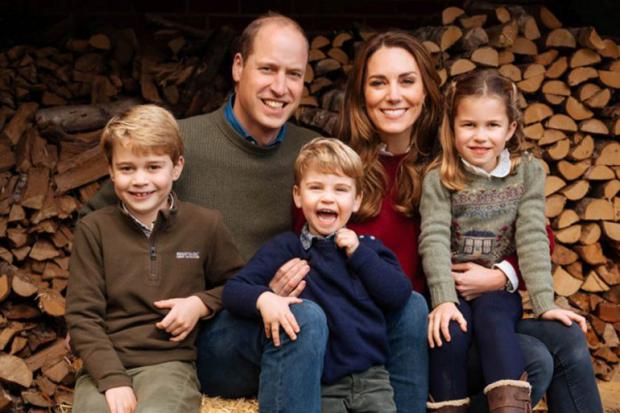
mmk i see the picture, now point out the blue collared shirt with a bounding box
[299,223,337,250]
[224,94,287,147]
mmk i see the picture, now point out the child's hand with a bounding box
[154,296,209,342]
[541,308,587,333]
[105,386,137,413]
[427,302,467,349]
[335,228,359,257]
[451,262,506,300]
[256,292,302,347]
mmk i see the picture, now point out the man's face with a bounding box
[232,23,308,145]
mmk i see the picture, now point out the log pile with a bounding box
[297,3,620,389]
[0,19,236,412]
[0,3,618,412]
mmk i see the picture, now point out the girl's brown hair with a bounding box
[437,69,525,191]
[338,30,442,219]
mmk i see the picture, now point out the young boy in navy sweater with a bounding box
[222,138,412,413]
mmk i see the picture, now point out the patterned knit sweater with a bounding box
[84,105,318,261]
[419,154,556,315]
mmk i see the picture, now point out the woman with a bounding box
[338,30,602,413]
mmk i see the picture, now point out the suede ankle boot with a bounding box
[426,396,470,413]
[483,373,531,413]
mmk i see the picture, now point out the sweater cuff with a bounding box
[429,282,459,309]
[97,372,132,393]
[193,291,220,320]
[531,293,557,317]
[347,242,375,270]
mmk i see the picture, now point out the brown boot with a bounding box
[426,396,469,413]
[483,373,531,413]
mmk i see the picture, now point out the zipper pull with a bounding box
[150,246,156,260]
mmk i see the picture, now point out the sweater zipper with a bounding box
[148,232,159,283]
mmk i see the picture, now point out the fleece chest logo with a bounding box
[176,251,200,259]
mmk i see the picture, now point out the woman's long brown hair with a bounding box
[338,30,442,219]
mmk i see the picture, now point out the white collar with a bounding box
[461,149,511,178]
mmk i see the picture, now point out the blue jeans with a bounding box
[517,319,603,413]
[196,301,328,413]
[386,292,429,413]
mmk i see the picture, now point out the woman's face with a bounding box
[363,46,426,146]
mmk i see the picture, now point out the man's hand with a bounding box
[541,308,587,333]
[452,262,506,301]
[256,292,302,347]
[335,228,359,257]
[105,386,137,413]
[154,296,209,342]
[427,302,467,349]
[269,258,309,297]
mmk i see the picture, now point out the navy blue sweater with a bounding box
[222,231,412,384]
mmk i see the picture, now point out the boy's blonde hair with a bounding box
[100,104,184,164]
[436,69,525,191]
[295,138,364,192]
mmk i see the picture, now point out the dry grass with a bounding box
[201,396,259,413]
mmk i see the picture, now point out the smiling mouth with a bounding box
[263,99,286,109]
[317,209,338,224]
[129,190,155,199]
[380,108,408,118]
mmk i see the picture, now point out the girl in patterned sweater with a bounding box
[419,70,588,413]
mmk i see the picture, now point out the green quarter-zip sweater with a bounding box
[66,198,244,392]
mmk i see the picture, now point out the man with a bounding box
[83,13,429,413]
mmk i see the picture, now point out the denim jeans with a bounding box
[517,319,603,413]
[196,300,328,413]
[386,292,429,413]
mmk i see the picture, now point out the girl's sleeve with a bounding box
[515,157,556,315]
[418,169,459,308]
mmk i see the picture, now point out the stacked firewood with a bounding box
[0,19,239,412]
[298,3,620,388]
[0,3,618,412]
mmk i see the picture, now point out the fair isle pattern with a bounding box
[451,183,524,267]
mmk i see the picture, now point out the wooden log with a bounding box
[311,35,330,49]
[557,160,590,180]
[560,179,589,201]
[579,220,602,245]
[53,145,108,194]
[555,224,581,244]
[535,49,559,66]
[545,56,568,79]
[570,48,602,68]
[568,134,594,161]
[523,102,552,124]
[565,96,593,121]
[582,269,610,292]
[517,73,544,93]
[545,138,570,160]
[512,37,537,56]
[545,194,566,218]
[487,21,518,48]
[2,103,39,145]
[413,25,463,51]
[499,64,521,81]
[553,266,583,296]
[35,98,141,133]
[586,165,615,180]
[542,80,571,97]
[575,243,607,265]
[0,354,32,387]
[553,209,580,229]
[592,180,620,200]
[576,198,615,221]
[539,6,562,30]
[594,141,620,166]
[599,70,620,89]
[545,28,576,49]
[470,47,498,67]
[459,15,488,30]
[580,118,609,135]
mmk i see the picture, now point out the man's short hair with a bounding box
[237,12,308,60]
[294,138,363,192]
[100,104,183,164]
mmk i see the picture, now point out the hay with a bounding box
[201,396,259,413]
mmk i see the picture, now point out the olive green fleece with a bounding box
[66,199,244,392]
[84,105,318,261]
[419,154,556,316]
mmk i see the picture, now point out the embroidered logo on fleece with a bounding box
[176,251,200,259]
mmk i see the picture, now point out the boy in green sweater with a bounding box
[66,105,244,413]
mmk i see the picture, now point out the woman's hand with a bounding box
[541,308,587,333]
[427,302,467,349]
[451,262,506,300]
